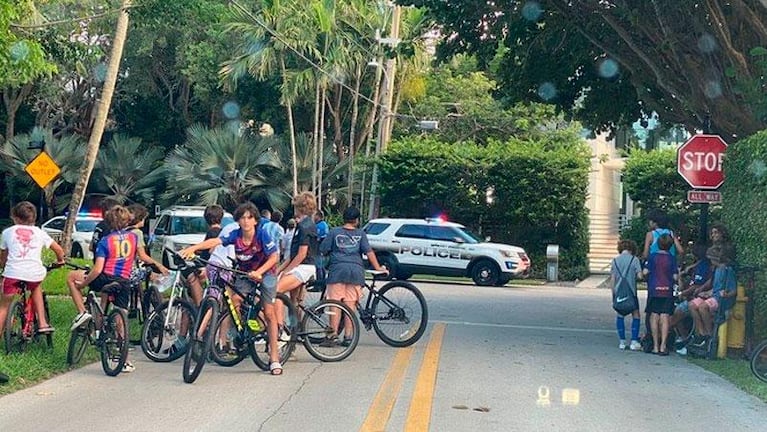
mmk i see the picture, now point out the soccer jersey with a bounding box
[646,251,677,298]
[219,226,278,273]
[95,230,138,279]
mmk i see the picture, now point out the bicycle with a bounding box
[65,263,131,377]
[140,250,198,362]
[306,270,428,347]
[3,263,62,353]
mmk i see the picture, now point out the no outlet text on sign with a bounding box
[24,151,61,188]
[677,134,728,190]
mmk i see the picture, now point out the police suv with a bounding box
[363,218,530,286]
[149,206,234,266]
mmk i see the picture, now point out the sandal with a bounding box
[38,326,55,334]
[270,361,283,376]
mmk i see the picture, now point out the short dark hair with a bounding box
[11,201,36,224]
[343,207,361,223]
[234,202,259,221]
[315,210,325,219]
[260,209,271,218]
[100,197,120,213]
[692,243,708,260]
[204,204,224,225]
[647,209,670,229]
[658,233,673,251]
[271,210,283,223]
[127,203,148,225]
[617,239,637,255]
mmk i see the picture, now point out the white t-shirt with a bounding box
[1,225,54,282]
[209,222,238,267]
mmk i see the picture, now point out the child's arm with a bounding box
[49,241,66,263]
[78,257,105,287]
[642,232,653,260]
[180,237,223,259]
[136,246,168,274]
[0,248,7,269]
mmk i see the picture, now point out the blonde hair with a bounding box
[292,192,317,216]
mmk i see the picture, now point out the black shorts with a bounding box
[646,297,675,315]
[89,274,130,309]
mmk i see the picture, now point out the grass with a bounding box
[688,356,767,402]
[40,256,92,296]
[0,298,100,395]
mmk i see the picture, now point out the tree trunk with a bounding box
[2,84,33,140]
[61,0,132,253]
[318,84,327,209]
[348,65,362,203]
[281,56,298,195]
[312,82,321,195]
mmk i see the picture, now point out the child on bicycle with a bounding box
[319,207,387,346]
[0,201,66,335]
[180,202,281,374]
[66,205,139,372]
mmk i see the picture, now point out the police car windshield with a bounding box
[170,216,235,235]
[75,220,100,232]
[456,227,481,244]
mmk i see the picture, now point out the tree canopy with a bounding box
[407,0,767,140]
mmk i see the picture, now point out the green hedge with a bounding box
[721,130,767,339]
[377,137,591,280]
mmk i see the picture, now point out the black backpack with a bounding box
[612,257,638,316]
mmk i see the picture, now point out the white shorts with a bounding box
[285,264,316,284]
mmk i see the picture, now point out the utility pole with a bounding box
[367,5,401,221]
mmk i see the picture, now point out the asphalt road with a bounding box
[1,282,765,431]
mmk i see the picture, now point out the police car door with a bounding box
[426,226,468,271]
[392,224,430,269]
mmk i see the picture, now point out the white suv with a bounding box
[149,206,234,266]
[363,218,530,286]
[41,214,102,260]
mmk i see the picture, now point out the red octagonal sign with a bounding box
[677,134,728,190]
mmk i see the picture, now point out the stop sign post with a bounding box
[677,134,728,242]
[677,134,728,189]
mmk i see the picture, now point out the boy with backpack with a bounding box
[611,240,643,351]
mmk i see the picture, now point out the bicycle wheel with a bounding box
[750,340,767,383]
[100,308,129,376]
[211,310,246,367]
[302,299,359,362]
[250,293,297,371]
[141,299,195,362]
[371,281,428,347]
[182,297,218,383]
[3,300,24,354]
[67,320,94,365]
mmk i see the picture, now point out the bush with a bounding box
[721,130,767,339]
[377,137,591,280]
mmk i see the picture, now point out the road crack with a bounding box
[257,363,323,432]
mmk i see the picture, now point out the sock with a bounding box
[631,318,640,341]
[616,316,626,341]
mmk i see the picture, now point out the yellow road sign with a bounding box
[24,151,61,188]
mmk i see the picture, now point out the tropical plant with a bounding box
[92,134,164,204]
[161,124,289,209]
[0,128,85,217]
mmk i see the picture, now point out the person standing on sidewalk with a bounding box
[610,240,643,351]
[643,234,678,355]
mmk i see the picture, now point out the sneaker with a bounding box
[122,362,135,373]
[674,336,684,344]
[70,312,92,331]
[341,337,353,347]
[692,336,708,347]
[320,336,339,348]
[629,340,642,351]
[618,340,627,350]
[676,346,688,356]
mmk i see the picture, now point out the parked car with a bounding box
[363,218,530,286]
[149,206,234,266]
[41,213,102,260]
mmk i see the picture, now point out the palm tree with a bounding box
[0,128,85,218]
[221,0,319,196]
[92,134,164,204]
[61,0,132,254]
[161,124,289,209]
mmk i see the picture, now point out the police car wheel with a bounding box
[71,244,83,259]
[471,259,499,286]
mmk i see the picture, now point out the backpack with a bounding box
[612,257,638,316]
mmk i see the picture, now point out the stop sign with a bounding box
[677,134,728,190]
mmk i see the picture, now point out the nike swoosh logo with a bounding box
[616,296,629,303]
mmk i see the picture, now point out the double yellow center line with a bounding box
[359,323,447,432]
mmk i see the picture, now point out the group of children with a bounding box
[1,193,382,378]
[611,212,737,357]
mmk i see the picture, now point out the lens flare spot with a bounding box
[697,34,717,54]
[93,63,108,83]
[9,41,30,62]
[222,101,241,120]
[704,81,722,99]
[598,58,620,79]
[537,82,557,101]
[521,2,543,22]
[750,160,767,179]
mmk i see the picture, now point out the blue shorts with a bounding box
[675,300,689,314]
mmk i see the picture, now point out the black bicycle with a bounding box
[306,270,428,347]
[65,263,131,376]
[2,263,62,353]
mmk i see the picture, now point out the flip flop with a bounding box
[0,371,8,384]
[38,326,55,334]
[270,361,283,376]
